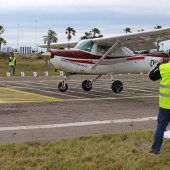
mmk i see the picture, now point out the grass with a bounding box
[0,57,59,77]
[0,130,170,170]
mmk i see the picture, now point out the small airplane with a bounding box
[39,27,170,93]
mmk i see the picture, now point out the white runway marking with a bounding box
[0,117,157,131]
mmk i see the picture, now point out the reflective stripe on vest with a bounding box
[9,57,16,66]
[159,63,170,109]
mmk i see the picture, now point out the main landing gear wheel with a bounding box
[58,81,68,92]
[111,80,123,93]
[82,80,92,91]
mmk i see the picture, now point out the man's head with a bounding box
[10,52,14,57]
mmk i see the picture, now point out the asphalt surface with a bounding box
[0,74,162,143]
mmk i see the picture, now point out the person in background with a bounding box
[8,52,16,75]
[148,50,170,154]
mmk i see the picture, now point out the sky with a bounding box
[1,0,170,52]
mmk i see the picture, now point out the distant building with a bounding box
[1,46,13,53]
[19,47,32,53]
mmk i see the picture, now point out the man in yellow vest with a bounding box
[149,52,170,154]
[8,52,16,75]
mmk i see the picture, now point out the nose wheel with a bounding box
[111,80,123,93]
[58,81,68,92]
[58,74,69,92]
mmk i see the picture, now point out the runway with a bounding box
[0,74,161,143]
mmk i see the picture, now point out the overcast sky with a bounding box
[1,0,170,51]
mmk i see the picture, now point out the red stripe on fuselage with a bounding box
[63,58,95,64]
[126,56,145,60]
[51,49,127,60]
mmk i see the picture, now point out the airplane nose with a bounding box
[41,52,51,59]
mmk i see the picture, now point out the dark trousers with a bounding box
[151,107,170,152]
[8,65,15,75]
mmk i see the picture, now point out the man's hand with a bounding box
[157,58,163,64]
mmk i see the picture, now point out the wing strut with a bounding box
[91,40,120,69]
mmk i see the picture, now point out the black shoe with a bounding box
[148,150,159,154]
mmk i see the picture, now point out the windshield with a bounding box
[74,40,94,52]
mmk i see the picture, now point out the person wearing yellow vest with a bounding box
[8,52,16,75]
[148,53,170,154]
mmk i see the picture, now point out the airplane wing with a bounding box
[39,41,78,49]
[92,27,170,51]
[39,27,170,51]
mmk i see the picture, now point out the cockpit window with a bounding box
[74,40,94,52]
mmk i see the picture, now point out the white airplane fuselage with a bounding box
[49,39,170,75]
[50,50,162,75]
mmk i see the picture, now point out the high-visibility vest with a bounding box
[9,57,16,66]
[159,62,170,109]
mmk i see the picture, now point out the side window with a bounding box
[97,45,106,55]
[107,47,115,56]
[97,45,113,55]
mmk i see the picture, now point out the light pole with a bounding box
[131,25,133,32]
[17,24,19,52]
[35,20,37,52]
[161,43,164,51]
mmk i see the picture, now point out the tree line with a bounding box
[0,25,162,50]
[43,25,162,44]
[42,27,103,44]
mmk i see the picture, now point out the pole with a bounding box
[17,24,19,52]
[35,20,37,52]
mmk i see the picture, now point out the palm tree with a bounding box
[91,28,99,38]
[0,25,6,51]
[0,25,5,35]
[138,29,144,32]
[91,28,103,38]
[154,25,162,51]
[80,28,103,40]
[80,32,92,40]
[65,27,76,41]
[124,27,131,33]
[0,37,7,51]
[154,25,162,29]
[42,29,58,44]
